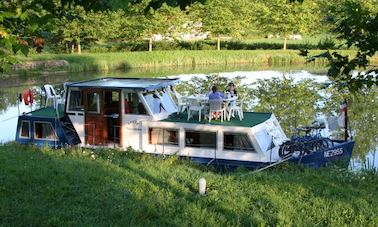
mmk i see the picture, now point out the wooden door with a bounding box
[83,89,107,145]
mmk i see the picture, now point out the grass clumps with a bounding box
[0,143,377,226]
[17,50,332,73]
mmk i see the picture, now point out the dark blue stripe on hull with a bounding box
[186,140,355,170]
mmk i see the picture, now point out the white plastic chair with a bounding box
[208,99,226,122]
[187,98,204,121]
[176,93,189,114]
[44,84,62,109]
[228,99,244,121]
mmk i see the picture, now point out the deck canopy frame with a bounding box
[66,77,180,91]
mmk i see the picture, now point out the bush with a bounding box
[318,37,337,49]
[81,38,343,53]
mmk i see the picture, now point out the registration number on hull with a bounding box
[324,148,344,158]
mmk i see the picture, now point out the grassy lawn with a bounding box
[1,143,377,226]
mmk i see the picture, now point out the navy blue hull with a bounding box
[187,140,355,170]
[289,140,354,168]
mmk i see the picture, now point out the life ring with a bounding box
[23,89,34,105]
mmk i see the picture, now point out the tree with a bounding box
[0,0,44,72]
[255,0,321,50]
[198,0,252,50]
[52,8,127,53]
[128,1,186,51]
[303,0,377,91]
[0,0,130,71]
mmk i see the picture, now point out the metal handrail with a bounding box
[112,125,121,147]
[84,123,95,145]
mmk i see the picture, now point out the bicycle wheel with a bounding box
[279,141,294,158]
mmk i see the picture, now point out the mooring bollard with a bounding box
[198,177,206,195]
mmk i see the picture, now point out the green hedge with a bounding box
[85,39,340,53]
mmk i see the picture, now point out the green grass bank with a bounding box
[15,50,372,74]
[1,144,377,226]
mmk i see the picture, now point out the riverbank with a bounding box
[13,50,374,74]
[1,143,377,226]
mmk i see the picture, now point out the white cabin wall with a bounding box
[143,122,268,162]
[121,89,152,149]
[121,115,152,150]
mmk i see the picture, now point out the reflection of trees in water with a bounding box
[324,87,378,159]
[176,74,378,159]
[251,78,320,135]
[0,87,44,113]
[0,89,17,113]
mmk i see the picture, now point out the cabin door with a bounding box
[83,89,121,146]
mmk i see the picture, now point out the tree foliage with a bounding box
[255,0,322,49]
[303,0,378,92]
[198,0,252,50]
[251,77,320,134]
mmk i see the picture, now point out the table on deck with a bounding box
[185,94,237,120]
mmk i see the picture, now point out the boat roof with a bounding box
[67,77,179,91]
[161,112,272,128]
[21,106,65,119]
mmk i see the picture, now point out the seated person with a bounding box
[208,85,224,100]
[205,85,213,97]
[208,86,224,119]
[226,82,237,97]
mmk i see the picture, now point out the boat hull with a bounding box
[289,140,354,168]
[187,140,355,170]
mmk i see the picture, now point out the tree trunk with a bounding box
[217,34,221,51]
[283,37,287,50]
[71,44,75,53]
[77,40,81,54]
[148,37,153,52]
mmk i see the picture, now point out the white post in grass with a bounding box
[198,177,206,195]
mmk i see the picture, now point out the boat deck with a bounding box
[161,112,272,127]
[23,106,65,119]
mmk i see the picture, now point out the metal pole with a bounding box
[113,126,116,148]
[344,98,349,141]
[17,94,20,116]
[92,124,95,145]
[162,129,165,155]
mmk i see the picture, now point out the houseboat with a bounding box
[15,77,354,169]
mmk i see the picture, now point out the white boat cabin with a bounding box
[65,77,288,164]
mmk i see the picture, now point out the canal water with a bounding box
[0,68,376,170]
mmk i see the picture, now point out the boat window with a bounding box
[68,90,83,112]
[20,120,30,138]
[143,93,165,114]
[185,131,216,149]
[34,122,57,140]
[224,133,256,152]
[148,128,178,145]
[159,89,176,113]
[87,92,100,113]
[124,91,147,114]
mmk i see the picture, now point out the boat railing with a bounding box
[84,123,95,145]
[112,125,121,147]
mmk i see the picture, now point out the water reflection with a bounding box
[0,69,376,170]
